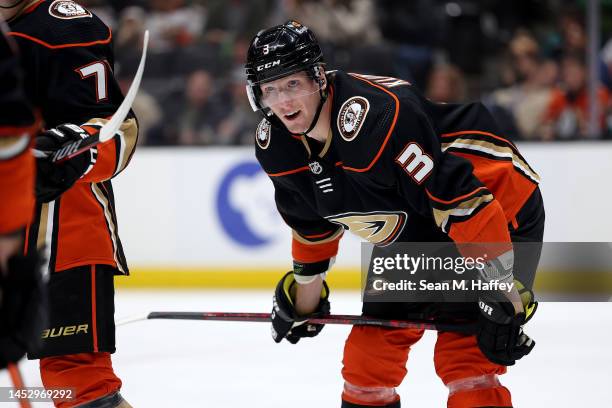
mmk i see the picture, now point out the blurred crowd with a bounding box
[83,0,612,144]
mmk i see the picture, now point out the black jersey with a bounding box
[8,0,138,273]
[255,71,540,272]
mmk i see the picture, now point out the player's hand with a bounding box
[271,271,330,344]
[0,249,47,368]
[35,124,96,202]
[476,286,535,366]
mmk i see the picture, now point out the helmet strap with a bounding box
[293,86,327,137]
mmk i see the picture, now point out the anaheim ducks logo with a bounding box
[326,211,407,245]
[255,120,271,149]
[49,1,92,19]
[337,96,369,141]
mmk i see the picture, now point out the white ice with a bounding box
[1,290,611,407]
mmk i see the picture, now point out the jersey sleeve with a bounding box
[11,29,138,183]
[0,32,40,234]
[390,99,511,259]
[271,177,343,276]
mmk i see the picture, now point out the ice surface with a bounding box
[1,290,610,407]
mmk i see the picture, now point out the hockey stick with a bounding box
[32,30,150,163]
[7,362,32,408]
[117,311,478,334]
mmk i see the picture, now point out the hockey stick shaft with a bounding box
[33,30,149,163]
[118,311,478,334]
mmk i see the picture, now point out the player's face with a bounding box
[260,71,322,134]
[0,0,28,20]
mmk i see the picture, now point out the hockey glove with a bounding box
[476,287,535,366]
[35,124,96,202]
[0,250,47,368]
[271,271,330,344]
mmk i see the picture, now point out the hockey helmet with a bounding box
[245,20,327,127]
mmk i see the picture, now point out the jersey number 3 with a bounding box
[396,142,434,184]
[76,61,109,102]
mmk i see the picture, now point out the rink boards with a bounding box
[112,143,612,290]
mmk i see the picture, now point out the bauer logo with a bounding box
[216,160,282,247]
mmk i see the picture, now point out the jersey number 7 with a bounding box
[75,61,109,102]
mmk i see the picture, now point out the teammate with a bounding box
[0,21,46,370]
[246,21,544,407]
[5,1,138,407]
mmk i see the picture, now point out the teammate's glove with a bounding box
[35,124,96,202]
[0,250,47,368]
[476,285,536,366]
[271,271,330,344]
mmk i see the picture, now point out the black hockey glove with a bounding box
[0,250,47,368]
[35,124,96,202]
[271,271,330,344]
[476,288,535,366]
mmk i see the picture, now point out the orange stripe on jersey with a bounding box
[292,234,341,263]
[91,265,98,352]
[81,138,117,183]
[54,183,117,272]
[426,186,488,206]
[451,152,537,223]
[0,149,35,234]
[267,165,310,177]
[22,0,45,14]
[448,200,510,244]
[303,231,334,239]
[8,28,112,50]
[342,75,400,173]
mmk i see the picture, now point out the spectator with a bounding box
[425,63,467,103]
[146,0,205,52]
[284,0,381,46]
[540,53,610,140]
[115,6,147,76]
[215,68,260,145]
[117,78,162,146]
[149,69,226,145]
[487,31,556,139]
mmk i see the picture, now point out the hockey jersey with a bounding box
[0,27,39,235]
[8,0,138,273]
[255,71,540,270]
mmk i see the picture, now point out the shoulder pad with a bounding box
[254,118,310,177]
[9,0,110,49]
[330,71,404,171]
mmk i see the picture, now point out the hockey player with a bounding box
[246,21,544,408]
[0,22,46,370]
[4,1,138,406]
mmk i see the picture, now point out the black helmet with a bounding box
[246,20,323,85]
[245,20,328,133]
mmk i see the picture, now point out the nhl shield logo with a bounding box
[255,120,271,150]
[309,161,323,174]
[49,1,92,19]
[337,96,370,141]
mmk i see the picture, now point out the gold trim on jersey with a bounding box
[318,128,334,157]
[0,134,29,160]
[91,183,124,273]
[441,138,540,183]
[116,118,138,175]
[433,193,494,232]
[82,117,138,176]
